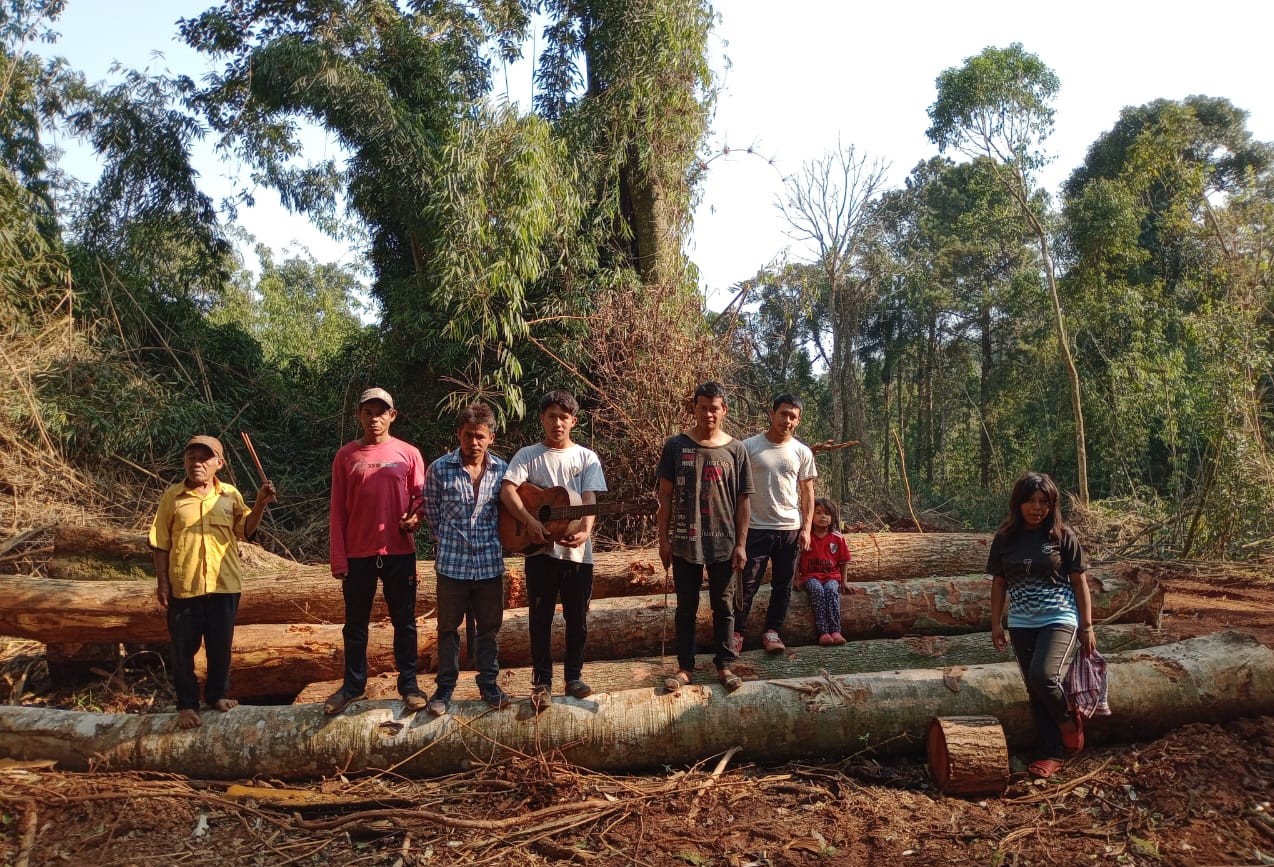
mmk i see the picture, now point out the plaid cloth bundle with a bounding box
[1065,649,1111,719]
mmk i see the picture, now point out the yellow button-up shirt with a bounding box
[148,480,250,598]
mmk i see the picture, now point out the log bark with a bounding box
[927,716,1009,796]
[1,556,1159,652]
[0,631,1266,780]
[292,624,1163,705]
[213,568,1161,697]
[46,523,992,594]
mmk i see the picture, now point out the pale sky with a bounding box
[40,1,1274,304]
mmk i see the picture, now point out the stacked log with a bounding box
[293,623,1161,704]
[0,631,1265,780]
[0,567,1163,697]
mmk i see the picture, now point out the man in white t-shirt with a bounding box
[737,394,817,653]
[500,390,608,710]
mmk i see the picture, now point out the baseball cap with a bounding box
[184,435,224,460]
[358,387,395,409]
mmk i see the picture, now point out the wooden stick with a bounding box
[240,432,268,485]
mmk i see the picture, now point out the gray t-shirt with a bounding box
[743,433,817,530]
[504,442,607,563]
[657,433,754,565]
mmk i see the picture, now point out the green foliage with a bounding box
[927,43,1058,172]
[425,105,582,420]
[211,243,369,370]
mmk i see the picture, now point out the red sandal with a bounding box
[1029,757,1065,779]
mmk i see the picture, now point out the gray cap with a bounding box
[358,387,394,409]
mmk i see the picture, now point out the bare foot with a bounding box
[211,698,238,712]
[177,708,201,730]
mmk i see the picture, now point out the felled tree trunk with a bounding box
[292,623,1162,705]
[46,523,992,595]
[0,632,1266,780]
[212,568,1161,697]
[0,554,1157,650]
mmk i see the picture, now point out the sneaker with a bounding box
[818,633,834,646]
[480,687,511,710]
[761,630,786,653]
[730,632,744,654]
[565,679,593,700]
[530,684,552,713]
[402,692,429,713]
[426,691,451,717]
[830,632,847,645]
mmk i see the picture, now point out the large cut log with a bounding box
[0,552,1158,651]
[212,568,1161,697]
[292,623,1163,704]
[46,523,992,597]
[0,632,1265,780]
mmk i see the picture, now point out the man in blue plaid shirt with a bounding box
[422,403,509,715]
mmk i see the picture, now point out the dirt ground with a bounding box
[1,567,1273,867]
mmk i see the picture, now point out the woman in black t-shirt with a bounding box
[987,471,1095,779]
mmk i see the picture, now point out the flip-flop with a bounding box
[323,690,366,715]
[717,668,743,692]
[664,671,692,694]
[1029,758,1065,779]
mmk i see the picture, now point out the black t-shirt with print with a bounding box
[985,525,1088,585]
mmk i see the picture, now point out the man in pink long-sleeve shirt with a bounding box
[325,387,427,715]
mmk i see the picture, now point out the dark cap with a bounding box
[358,387,395,409]
[184,435,224,460]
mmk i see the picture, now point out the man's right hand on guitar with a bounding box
[525,516,551,545]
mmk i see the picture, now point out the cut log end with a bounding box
[927,715,1009,796]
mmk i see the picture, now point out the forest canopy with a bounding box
[1,5,1271,561]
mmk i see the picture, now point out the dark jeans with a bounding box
[1010,623,1080,758]
[525,554,593,688]
[341,553,419,697]
[167,592,240,710]
[738,528,801,635]
[672,556,737,672]
[435,573,504,697]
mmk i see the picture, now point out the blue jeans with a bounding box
[738,528,801,634]
[167,592,239,710]
[341,554,419,697]
[434,573,504,697]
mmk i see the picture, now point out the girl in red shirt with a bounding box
[797,498,851,645]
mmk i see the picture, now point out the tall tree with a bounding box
[927,43,1090,502]
[777,143,889,506]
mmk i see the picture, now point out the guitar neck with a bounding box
[543,501,642,522]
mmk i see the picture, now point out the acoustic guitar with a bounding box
[499,482,657,555]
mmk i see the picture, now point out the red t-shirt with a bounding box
[329,437,426,574]
[797,529,851,588]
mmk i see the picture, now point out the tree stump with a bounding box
[927,715,1009,796]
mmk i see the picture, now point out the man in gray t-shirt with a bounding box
[657,381,753,693]
[737,394,817,654]
[501,390,607,710]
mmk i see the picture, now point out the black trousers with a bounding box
[737,528,801,635]
[434,573,504,696]
[525,554,593,688]
[167,592,240,710]
[341,553,419,697]
[672,556,737,672]
[1010,623,1079,758]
